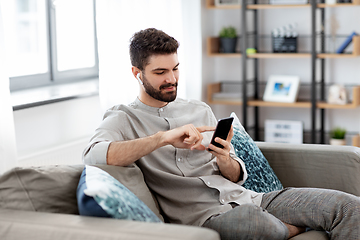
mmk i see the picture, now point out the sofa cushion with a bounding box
[0,165,84,214]
[77,165,162,222]
[0,208,220,240]
[0,164,163,220]
[94,164,164,221]
[230,112,283,193]
[77,167,111,218]
[289,230,329,240]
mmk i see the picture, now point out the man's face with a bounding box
[141,53,179,103]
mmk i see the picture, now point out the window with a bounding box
[2,0,98,91]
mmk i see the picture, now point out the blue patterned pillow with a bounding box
[76,165,162,223]
[230,112,283,193]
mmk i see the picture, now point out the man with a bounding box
[83,28,360,240]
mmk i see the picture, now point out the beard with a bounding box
[142,74,178,103]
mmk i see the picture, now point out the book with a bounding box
[336,32,358,54]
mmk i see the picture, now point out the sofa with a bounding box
[1,142,360,240]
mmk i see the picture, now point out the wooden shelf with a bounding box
[352,134,360,147]
[207,37,241,57]
[318,53,359,58]
[208,83,360,109]
[248,100,311,108]
[247,4,310,9]
[206,0,241,9]
[207,83,242,105]
[247,36,360,59]
[247,2,359,9]
[318,36,360,58]
[247,53,310,58]
[206,0,360,10]
[207,35,359,58]
[317,86,360,109]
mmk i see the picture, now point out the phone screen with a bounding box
[209,117,234,150]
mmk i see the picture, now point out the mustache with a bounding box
[160,82,178,90]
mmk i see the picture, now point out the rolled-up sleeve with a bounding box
[83,141,111,165]
[82,111,125,165]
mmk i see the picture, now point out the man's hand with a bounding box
[161,124,215,151]
[207,126,241,182]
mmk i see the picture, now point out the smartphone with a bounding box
[209,117,234,150]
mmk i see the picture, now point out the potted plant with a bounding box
[329,127,346,145]
[219,26,238,53]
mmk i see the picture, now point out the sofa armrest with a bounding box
[0,209,220,240]
[256,142,360,196]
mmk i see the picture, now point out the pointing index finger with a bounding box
[196,126,216,133]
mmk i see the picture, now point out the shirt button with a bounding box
[207,182,211,185]
[221,199,225,203]
[177,158,181,162]
[159,108,164,112]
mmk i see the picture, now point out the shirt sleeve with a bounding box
[82,111,126,165]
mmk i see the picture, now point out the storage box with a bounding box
[265,120,303,144]
[272,36,298,53]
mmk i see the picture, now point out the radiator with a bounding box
[18,138,89,167]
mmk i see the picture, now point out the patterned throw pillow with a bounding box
[76,165,162,223]
[230,112,283,193]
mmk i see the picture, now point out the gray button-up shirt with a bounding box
[83,98,263,226]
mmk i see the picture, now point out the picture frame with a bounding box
[263,75,300,103]
[215,0,240,6]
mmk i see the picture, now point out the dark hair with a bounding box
[129,28,179,71]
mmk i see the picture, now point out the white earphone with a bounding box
[136,73,143,85]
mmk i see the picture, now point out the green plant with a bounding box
[330,127,346,139]
[219,26,237,38]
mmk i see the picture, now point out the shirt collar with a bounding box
[132,97,172,114]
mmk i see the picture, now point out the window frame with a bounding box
[9,0,99,92]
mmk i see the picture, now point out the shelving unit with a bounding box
[205,0,360,9]
[206,0,360,144]
[247,4,310,9]
[208,83,360,109]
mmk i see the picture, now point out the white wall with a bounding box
[201,4,360,143]
[13,96,103,164]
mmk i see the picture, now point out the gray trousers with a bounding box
[202,188,360,240]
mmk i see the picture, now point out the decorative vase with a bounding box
[220,37,237,53]
[330,138,346,146]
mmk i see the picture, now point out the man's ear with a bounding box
[131,66,140,78]
[132,67,143,85]
[136,73,143,85]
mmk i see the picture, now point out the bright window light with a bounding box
[53,0,96,71]
[2,0,48,77]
